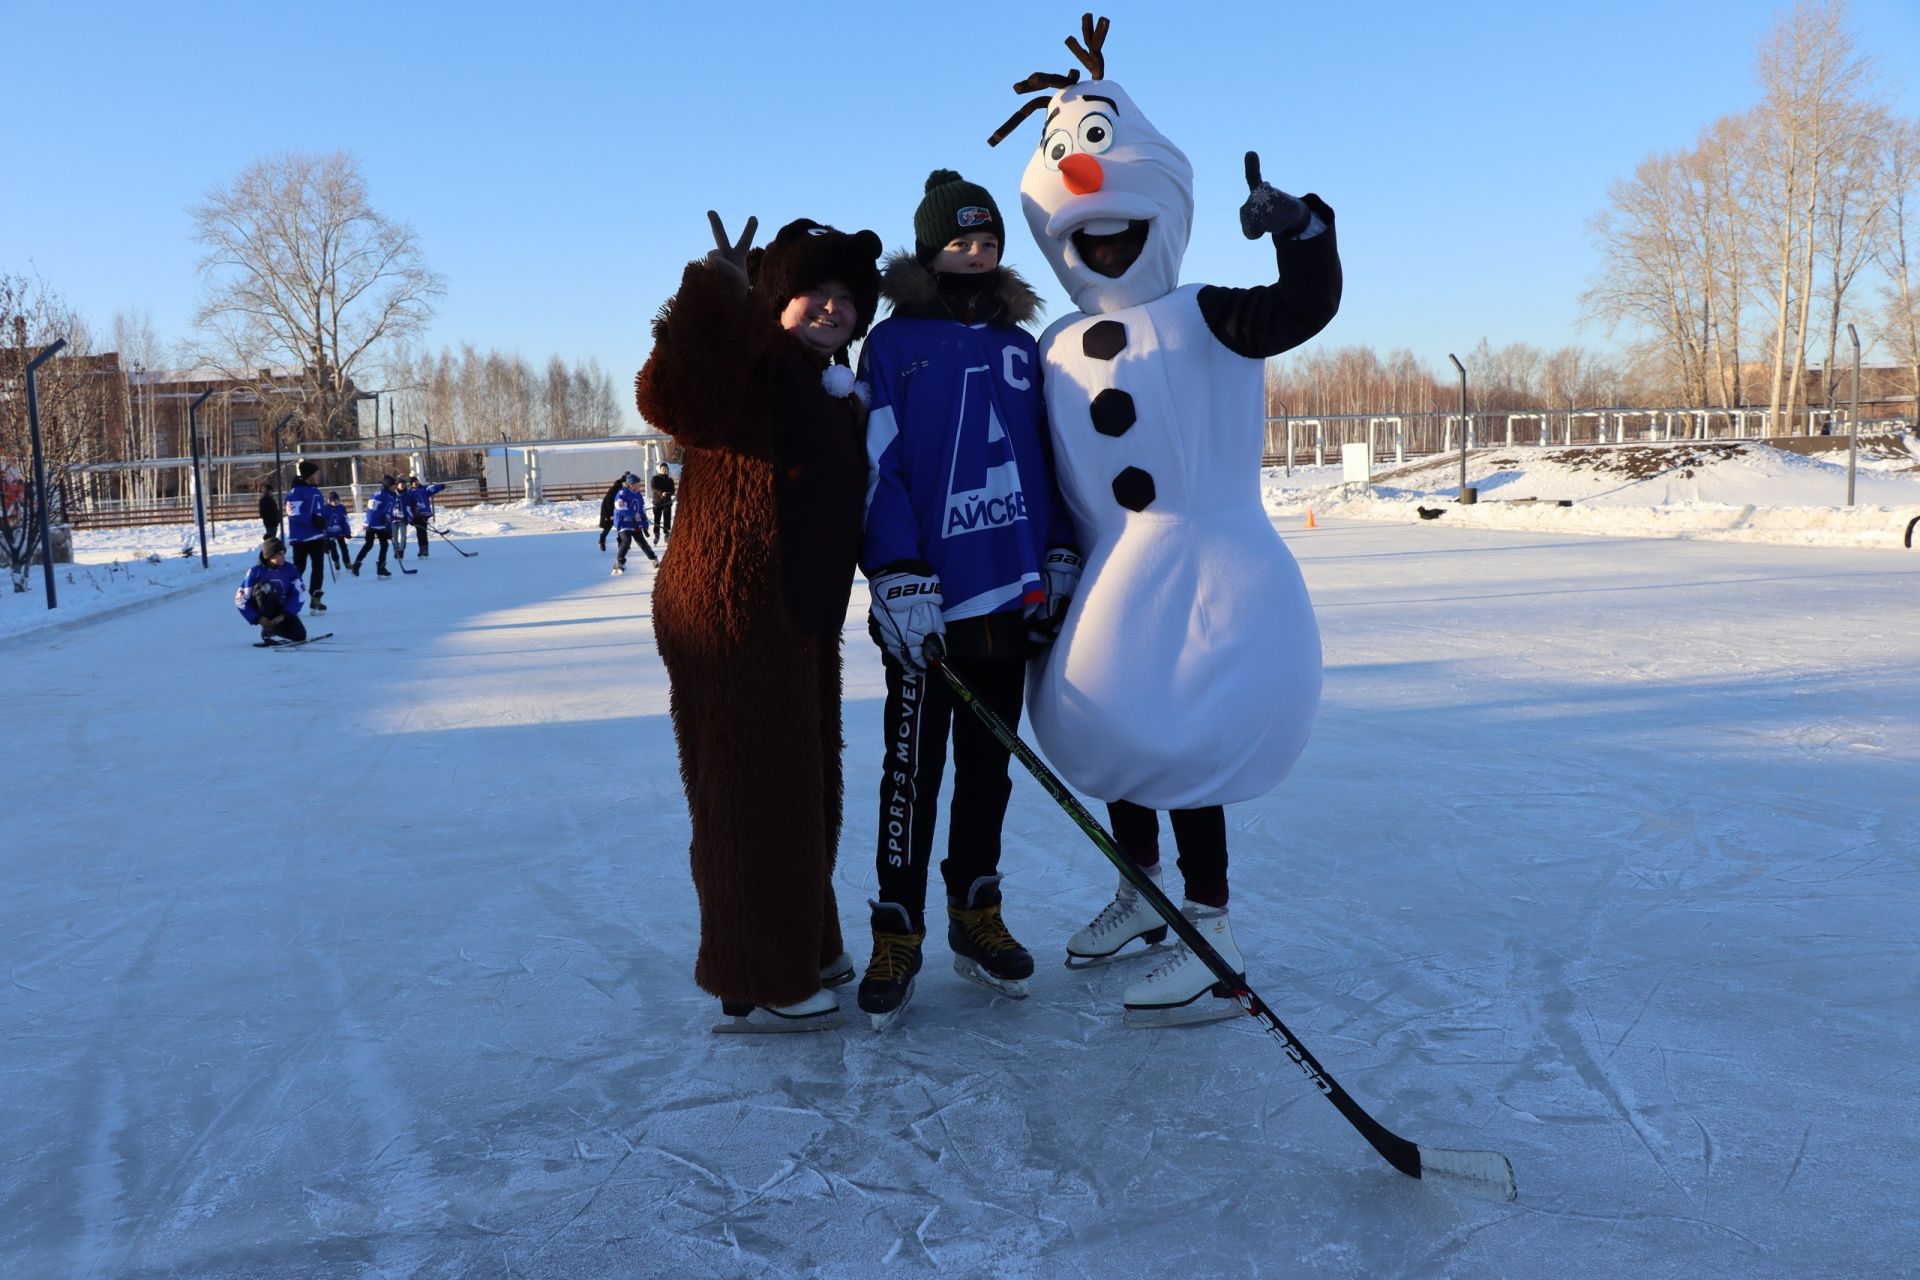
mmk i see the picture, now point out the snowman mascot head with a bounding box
[992,14,1192,316]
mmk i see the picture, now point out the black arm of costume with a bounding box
[1196,195,1342,360]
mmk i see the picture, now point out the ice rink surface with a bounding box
[4,519,1916,1279]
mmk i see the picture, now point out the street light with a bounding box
[188,389,214,567]
[1448,353,1471,503]
[1847,323,1860,508]
[24,339,67,608]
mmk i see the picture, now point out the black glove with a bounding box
[1239,151,1310,240]
[251,581,284,623]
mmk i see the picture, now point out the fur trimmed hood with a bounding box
[879,251,1043,329]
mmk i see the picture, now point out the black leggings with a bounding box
[353,527,390,568]
[292,540,328,598]
[615,529,657,565]
[1107,801,1229,908]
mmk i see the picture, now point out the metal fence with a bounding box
[1261,407,1917,470]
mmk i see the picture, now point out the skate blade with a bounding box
[820,952,855,988]
[952,956,1029,999]
[711,1007,842,1035]
[865,978,917,1031]
[1063,940,1176,971]
[1122,997,1243,1030]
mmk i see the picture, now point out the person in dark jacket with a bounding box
[350,475,401,577]
[258,483,281,540]
[610,473,656,574]
[324,492,353,569]
[283,460,331,613]
[649,463,676,544]
[235,537,306,643]
[597,475,624,552]
[635,213,881,1032]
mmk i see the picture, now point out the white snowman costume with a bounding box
[1020,79,1341,813]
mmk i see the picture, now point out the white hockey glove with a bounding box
[869,567,945,669]
[1026,547,1084,645]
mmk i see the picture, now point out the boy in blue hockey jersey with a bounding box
[609,472,657,574]
[404,476,447,557]
[284,460,331,613]
[856,170,1082,1022]
[351,475,401,577]
[235,537,307,643]
[324,491,352,570]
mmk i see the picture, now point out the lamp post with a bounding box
[25,339,67,608]
[1274,399,1291,478]
[1448,353,1470,502]
[1847,323,1860,508]
[500,431,513,501]
[271,412,293,537]
[188,389,214,567]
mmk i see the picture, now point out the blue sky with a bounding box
[5,0,1918,429]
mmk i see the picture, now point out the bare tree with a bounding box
[1875,117,1920,415]
[190,150,444,450]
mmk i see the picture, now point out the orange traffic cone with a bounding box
[1304,508,1317,529]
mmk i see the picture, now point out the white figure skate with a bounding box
[1121,901,1245,1029]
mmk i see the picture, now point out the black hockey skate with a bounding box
[947,874,1033,999]
[858,902,924,1031]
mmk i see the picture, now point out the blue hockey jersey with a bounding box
[859,315,1072,621]
[613,485,651,533]
[284,481,329,542]
[409,482,445,519]
[365,489,400,531]
[235,561,304,623]
[324,501,351,538]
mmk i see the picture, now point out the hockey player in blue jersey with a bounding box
[283,460,331,613]
[324,492,352,570]
[609,473,657,574]
[403,476,447,557]
[350,476,401,577]
[855,169,1083,1024]
[235,537,307,643]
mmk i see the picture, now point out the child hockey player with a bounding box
[235,537,307,643]
[609,473,657,574]
[405,476,446,557]
[283,460,331,614]
[856,170,1079,1027]
[324,492,352,570]
[636,212,881,1033]
[351,475,401,577]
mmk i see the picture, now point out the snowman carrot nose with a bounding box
[1059,153,1104,195]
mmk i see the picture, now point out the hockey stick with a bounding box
[931,653,1517,1203]
[428,524,478,557]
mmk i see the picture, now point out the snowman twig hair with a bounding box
[1065,13,1110,80]
[986,13,1112,147]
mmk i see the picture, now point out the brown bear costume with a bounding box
[635,220,882,1009]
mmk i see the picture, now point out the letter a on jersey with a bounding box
[943,366,1031,539]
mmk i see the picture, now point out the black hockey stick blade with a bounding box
[931,656,1517,1203]
[429,525,478,556]
[255,631,334,649]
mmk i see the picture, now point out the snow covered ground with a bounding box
[4,510,1916,1278]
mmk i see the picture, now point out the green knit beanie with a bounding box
[914,169,1005,265]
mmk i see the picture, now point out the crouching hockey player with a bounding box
[855,170,1079,1029]
[235,537,308,643]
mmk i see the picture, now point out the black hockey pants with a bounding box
[292,539,328,601]
[353,527,390,570]
[615,529,657,566]
[873,651,1026,932]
